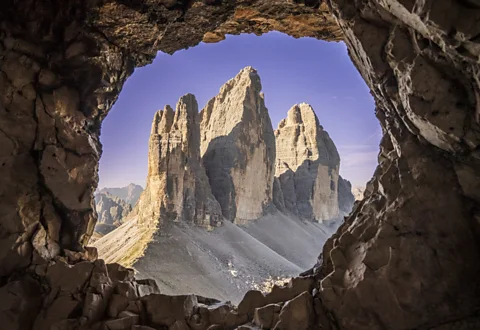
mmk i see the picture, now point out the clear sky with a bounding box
[98,32,381,190]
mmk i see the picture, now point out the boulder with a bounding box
[141,294,198,327]
[253,304,282,329]
[273,292,314,330]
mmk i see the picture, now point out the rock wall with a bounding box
[337,175,355,215]
[274,103,341,221]
[134,94,223,228]
[200,67,276,224]
[1,0,480,330]
[311,1,480,327]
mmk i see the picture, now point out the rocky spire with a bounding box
[274,103,341,221]
[135,94,223,227]
[199,67,276,224]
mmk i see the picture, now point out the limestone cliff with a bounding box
[200,67,276,224]
[134,94,223,227]
[274,103,341,222]
[94,193,132,235]
[99,183,143,207]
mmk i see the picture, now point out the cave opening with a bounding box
[1,1,479,329]
[92,32,380,303]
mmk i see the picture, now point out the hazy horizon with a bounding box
[98,32,380,190]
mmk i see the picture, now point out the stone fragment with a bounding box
[107,294,129,318]
[253,304,282,329]
[84,246,99,261]
[169,320,190,330]
[224,312,249,328]
[107,263,135,283]
[126,301,143,315]
[46,260,94,292]
[208,303,233,325]
[237,290,266,317]
[115,281,138,300]
[141,294,198,326]
[83,292,107,323]
[136,279,160,297]
[273,292,313,330]
[104,313,139,330]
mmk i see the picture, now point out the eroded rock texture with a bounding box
[313,1,480,329]
[274,103,341,222]
[200,67,276,224]
[134,95,223,227]
[1,0,480,329]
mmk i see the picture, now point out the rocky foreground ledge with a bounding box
[9,247,322,330]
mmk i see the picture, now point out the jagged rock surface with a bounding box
[94,193,132,235]
[1,0,480,330]
[351,186,365,201]
[99,184,144,207]
[337,176,355,215]
[274,103,341,222]
[134,94,223,228]
[200,67,276,224]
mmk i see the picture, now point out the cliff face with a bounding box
[99,184,143,207]
[200,67,276,224]
[274,103,341,222]
[134,94,223,228]
[337,176,355,215]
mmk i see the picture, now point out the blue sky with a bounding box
[98,32,381,189]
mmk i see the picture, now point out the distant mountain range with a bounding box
[98,183,143,206]
[92,184,144,239]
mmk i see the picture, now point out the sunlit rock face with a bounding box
[200,67,276,224]
[134,95,223,227]
[274,103,341,222]
[1,0,480,330]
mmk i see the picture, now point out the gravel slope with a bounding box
[95,211,338,303]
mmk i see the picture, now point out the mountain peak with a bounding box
[285,103,319,127]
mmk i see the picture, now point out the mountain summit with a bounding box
[200,66,276,224]
[274,103,341,221]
